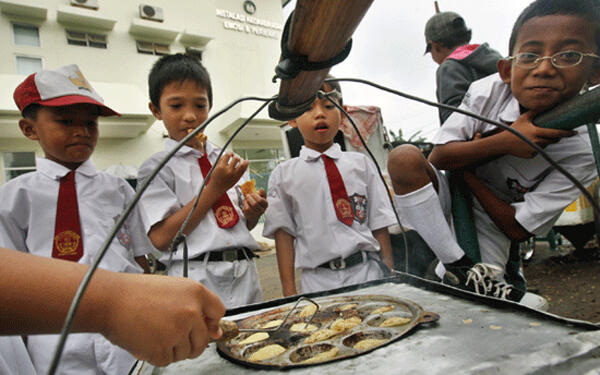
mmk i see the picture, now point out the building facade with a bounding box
[0,0,286,189]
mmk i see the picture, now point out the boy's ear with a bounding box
[498,58,512,84]
[148,102,162,120]
[588,64,600,86]
[288,119,297,128]
[19,118,39,141]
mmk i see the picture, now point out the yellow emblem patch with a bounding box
[54,230,81,256]
[215,206,235,226]
[335,198,353,220]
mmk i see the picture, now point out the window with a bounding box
[2,152,36,182]
[66,30,107,48]
[13,24,40,47]
[16,56,42,75]
[234,148,285,192]
[136,40,170,55]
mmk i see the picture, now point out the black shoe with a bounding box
[443,261,524,302]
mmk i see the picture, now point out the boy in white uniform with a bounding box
[263,79,395,296]
[388,0,599,308]
[137,53,267,308]
[0,64,152,374]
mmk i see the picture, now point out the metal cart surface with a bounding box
[132,274,600,375]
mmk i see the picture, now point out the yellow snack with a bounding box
[298,304,317,318]
[248,344,286,362]
[300,347,340,364]
[261,319,283,329]
[379,317,411,327]
[354,338,388,350]
[239,332,269,345]
[305,329,338,344]
[186,128,207,145]
[330,316,362,332]
[240,179,257,197]
[290,323,318,333]
[370,305,395,315]
[339,303,358,311]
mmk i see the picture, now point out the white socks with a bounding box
[394,182,465,264]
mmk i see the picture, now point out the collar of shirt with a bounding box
[299,143,343,162]
[164,137,220,159]
[36,157,98,180]
[497,95,521,124]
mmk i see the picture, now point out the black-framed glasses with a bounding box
[508,50,600,69]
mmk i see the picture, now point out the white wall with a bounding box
[0,0,284,172]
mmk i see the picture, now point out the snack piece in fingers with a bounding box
[240,179,257,197]
[187,128,207,146]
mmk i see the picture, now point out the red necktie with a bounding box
[52,170,84,261]
[198,154,240,228]
[321,154,354,226]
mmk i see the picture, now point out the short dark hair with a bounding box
[323,75,343,106]
[22,103,41,120]
[509,0,600,55]
[148,53,213,108]
[436,28,472,50]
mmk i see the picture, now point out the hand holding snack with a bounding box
[242,180,268,219]
[187,128,208,151]
[208,153,249,195]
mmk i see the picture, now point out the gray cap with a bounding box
[424,11,468,53]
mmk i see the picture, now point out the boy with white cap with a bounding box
[0,64,152,374]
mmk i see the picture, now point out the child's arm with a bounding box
[242,190,268,230]
[148,153,248,251]
[462,170,531,241]
[0,247,225,367]
[429,111,576,171]
[274,229,297,296]
[372,227,394,271]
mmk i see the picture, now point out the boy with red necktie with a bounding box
[0,64,152,374]
[263,78,395,296]
[137,54,267,308]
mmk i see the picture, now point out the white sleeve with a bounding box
[120,182,154,257]
[262,166,296,238]
[431,97,480,145]
[136,158,181,234]
[514,138,597,236]
[364,157,396,230]
[0,185,28,252]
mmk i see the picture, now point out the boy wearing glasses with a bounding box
[388,0,599,308]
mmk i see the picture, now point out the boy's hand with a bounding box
[503,111,576,158]
[208,152,249,194]
[243,189,268,219]
[103,274,225,367]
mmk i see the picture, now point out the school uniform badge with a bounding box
[216,206,236,227]
[54,230,81,256]
[350,193,368,223]
[113,215,131,248]
[335,198,354,222]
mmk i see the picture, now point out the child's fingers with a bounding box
[258,189,266,198]
[172,333,193,363]
[188,317,210,359]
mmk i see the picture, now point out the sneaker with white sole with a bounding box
[443,261,548,310]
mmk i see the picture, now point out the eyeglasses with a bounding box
[508,50,600,69]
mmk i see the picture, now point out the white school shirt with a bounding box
[137,139,259,261]
[263,143,395,269]
[0,336,36,375]
[0,158,150,273]
[433,74,597,263]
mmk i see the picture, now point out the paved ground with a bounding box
[255,239,600,323]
